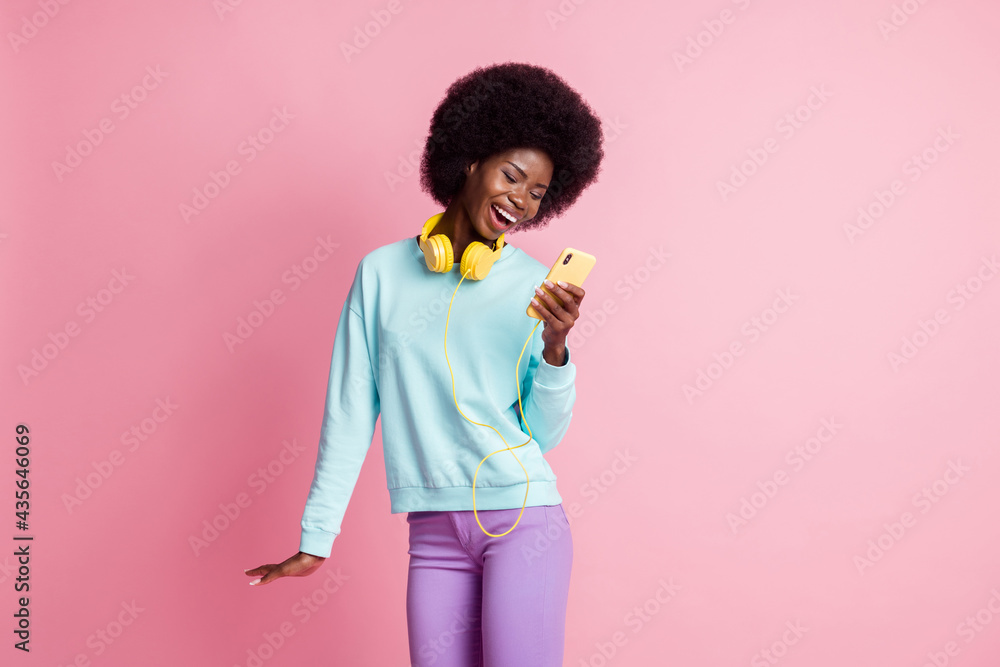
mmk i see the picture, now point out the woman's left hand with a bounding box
[531,280,586,366]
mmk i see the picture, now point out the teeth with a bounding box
[493,204,516,224]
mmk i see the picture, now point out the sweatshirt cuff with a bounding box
[533,347,575,389]
[299,527,336,559]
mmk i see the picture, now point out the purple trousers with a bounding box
[405,504,573,667]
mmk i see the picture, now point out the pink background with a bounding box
[3,0,1000,665]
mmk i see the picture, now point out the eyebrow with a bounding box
[505,161,549,190]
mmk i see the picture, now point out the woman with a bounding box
[245,61,604,666]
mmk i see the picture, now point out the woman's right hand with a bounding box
[245,551,326,586]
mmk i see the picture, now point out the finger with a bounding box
[562,284,585,309]
[252,567,282,586]
[246,564,276,586]
[543,281,572,300]
[537,299,573,335]
[558,283,585,313]
[546,281,581,310]
[530,296,552,323]
[552,281,586,302]
[554,281,583,296]
[538,285,576,322]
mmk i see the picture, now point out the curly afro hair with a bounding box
[419,62,604,232]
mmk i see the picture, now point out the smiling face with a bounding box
[459,147,554,243]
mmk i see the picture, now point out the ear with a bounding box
[465,159,479,176]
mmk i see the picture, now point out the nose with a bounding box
[507,187,526,212]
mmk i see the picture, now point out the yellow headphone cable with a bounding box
[443,264,543,537]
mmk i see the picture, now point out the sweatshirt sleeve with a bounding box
[298,289,380,558]
[515,325,576,456]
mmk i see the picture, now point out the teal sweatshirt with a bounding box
[298,230,577,558]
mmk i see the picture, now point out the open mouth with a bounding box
[490,203,517,231]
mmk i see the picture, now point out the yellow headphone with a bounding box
[418,212,544,537]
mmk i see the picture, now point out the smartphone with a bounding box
[526,247,596,319]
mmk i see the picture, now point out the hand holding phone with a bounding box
[527,248,596,319]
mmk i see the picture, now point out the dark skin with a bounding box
[244,146,586,586]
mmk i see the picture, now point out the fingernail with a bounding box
[249,578,261,585]
[531,298,539,306]
[243,569,251,573]
[544,279,554,288]
[557,280,567,288]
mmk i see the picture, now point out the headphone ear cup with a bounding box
[425,233,454,273]
[461,241,497,281]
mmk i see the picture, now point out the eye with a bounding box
[504,170,543,200]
